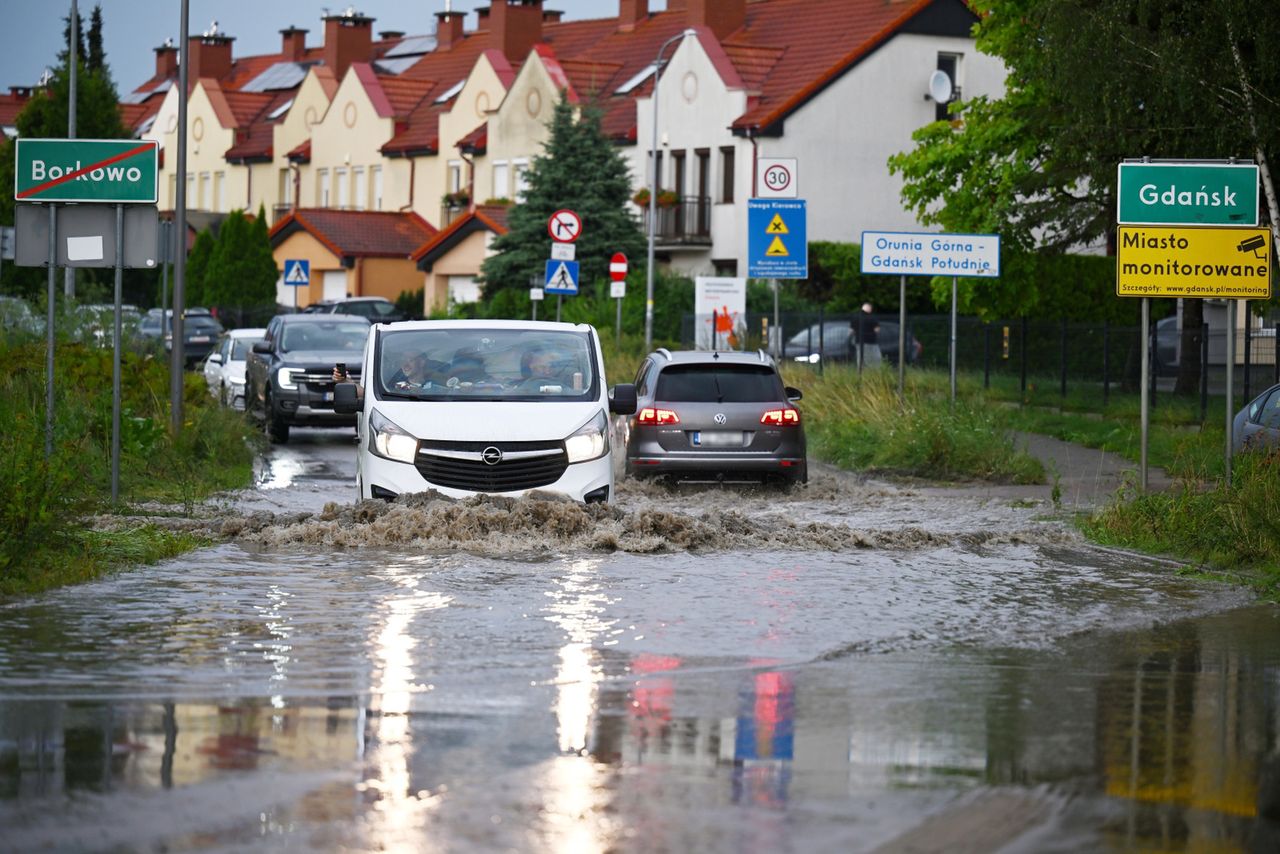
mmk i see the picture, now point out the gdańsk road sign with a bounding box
[1116,162,1259,227]
[1115,225,1272,299]
[14,138,159,204]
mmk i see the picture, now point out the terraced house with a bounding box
[108,0,1003,311]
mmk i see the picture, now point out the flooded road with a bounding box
[2,430,1278,852]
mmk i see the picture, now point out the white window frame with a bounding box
[513,158,530,202]
[372,166,383,211]
[492,160,509,202]
[353,167,367,211]
[318,169,330,207]
[335,167,349,209]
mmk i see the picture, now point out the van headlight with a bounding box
[564,410,609,464]
[370,409,418,464]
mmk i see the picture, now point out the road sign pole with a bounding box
[171,0,189,435]
[950,276,958,410]
[772,279,779,356]
[556,295,562,323]
[616,296,622,347]
[65,0,77,300]
[1226,299,1236,483]
[45,204,56,459]
[898,274,906,401]
[112,204,123,504]
[1140,297,1149,492]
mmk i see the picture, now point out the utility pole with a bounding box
[64,0,78,300]
[170,0,189,432]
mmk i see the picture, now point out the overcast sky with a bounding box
[1,1,664,96]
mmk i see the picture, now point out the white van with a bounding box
[335,319,637,503]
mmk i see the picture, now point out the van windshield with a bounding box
[376,328,597,400]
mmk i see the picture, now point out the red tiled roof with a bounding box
[374,74,436,119]
[456,122,487,154]
[271,208,438,258]
[411,204,509,265]
[286,138,311,162]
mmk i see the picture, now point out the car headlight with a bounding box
[276,367,301,390]
[370,409,418,464]
[564,410,609,464]
[229,377,246,387]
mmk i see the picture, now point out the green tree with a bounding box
[480,97,645,296]
[184,229,215,308]
[203,209,279,323]
[888,0,1280,390]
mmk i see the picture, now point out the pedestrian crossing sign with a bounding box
[284,259,310,287]
[544,259,579,295]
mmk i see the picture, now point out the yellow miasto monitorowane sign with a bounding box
[1116,225,1272,298]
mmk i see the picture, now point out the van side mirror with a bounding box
[609,383,637,415]
[334,382,360,414]
[785,386,802,402]
[252,340,272,354]
[207,353,223,365]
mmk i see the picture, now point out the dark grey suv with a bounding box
[624,349,806,484]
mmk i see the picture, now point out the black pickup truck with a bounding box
[245,313,370,443]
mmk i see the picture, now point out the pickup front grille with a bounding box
[415,440,567,493]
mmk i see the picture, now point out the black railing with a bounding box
[640,195,712,245]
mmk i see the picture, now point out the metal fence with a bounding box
[681,311,1280,412]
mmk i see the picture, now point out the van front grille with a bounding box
[414,440,567,493]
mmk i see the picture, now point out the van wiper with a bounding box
[380,390,421,400]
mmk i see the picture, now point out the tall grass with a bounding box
[786,364,1044,483]
[1083,450,1280,594]
[0,340,259,595]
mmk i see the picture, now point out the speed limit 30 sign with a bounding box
[756,158,797,199]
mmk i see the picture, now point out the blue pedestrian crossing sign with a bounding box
[748,198,807,279]
[544,259,579,295]
[284,259,310,287]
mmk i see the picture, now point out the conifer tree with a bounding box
[480,98,644,297]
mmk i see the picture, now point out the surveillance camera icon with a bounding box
[1238,234,1267,259]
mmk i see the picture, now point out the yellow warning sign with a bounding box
[1116,225,1272,299]
[766,236,789,257]
[767,214,789,234]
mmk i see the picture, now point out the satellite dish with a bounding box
[927,69,953,103]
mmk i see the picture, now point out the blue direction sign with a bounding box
[748,199,807,279]
[544,259,579,295]
[284,259,310,287]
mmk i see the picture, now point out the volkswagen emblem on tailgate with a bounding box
[713,413,727,425]
[481,446,503,466]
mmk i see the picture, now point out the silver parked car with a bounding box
[203,327,267,410]
[624,349,806,484]
[1233,382,1280,454]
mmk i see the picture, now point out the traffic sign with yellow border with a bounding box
[1116,225,1272,299]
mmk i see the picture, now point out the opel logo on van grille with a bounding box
[713,413,727,425]
[481,446,503,466]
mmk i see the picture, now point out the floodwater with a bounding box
[2,430,1278,853]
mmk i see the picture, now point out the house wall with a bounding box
[307,69,397,212]
[270,69,336,221]
[159,82,240,213]
[271,229,343,307]
[480,54,557,204]
[421,54,512,224]
[357,257,424,304]
[421,229,492,312]
[781,33,1006,243]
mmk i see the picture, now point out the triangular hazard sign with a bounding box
[285,262,308,284]
[766,235,789,257]
[767,213,789,234]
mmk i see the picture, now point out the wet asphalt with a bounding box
[2,427,1278,853]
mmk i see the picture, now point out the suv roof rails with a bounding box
[655,347,673,360]
[756,348,770,362]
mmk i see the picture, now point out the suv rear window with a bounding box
[655,364,782,403]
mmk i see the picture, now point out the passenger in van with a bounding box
[514,345,581,391]
[444,348,491,386]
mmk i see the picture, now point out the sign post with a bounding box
[546,210,581,323]
[1115,158,1270,487]
[610,252,627,345]
[284,259,311,310]
[860,230,1001,401]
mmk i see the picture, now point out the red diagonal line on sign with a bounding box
[16,143,154,199]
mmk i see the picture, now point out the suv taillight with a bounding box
[760,408,800,426]
[637,407,680,425]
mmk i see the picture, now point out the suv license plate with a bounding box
[692,431,742,447]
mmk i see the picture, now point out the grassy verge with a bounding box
[783,364,1044,484]
[1,338,260,596]
[1082,450,1280,596]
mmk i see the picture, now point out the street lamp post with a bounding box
[644,28,697,351]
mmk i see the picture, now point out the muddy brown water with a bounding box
[2,428,1278,853]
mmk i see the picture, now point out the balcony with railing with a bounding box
[639,195,712,249]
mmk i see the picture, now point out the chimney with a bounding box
[488,0,543,62]
[154,40,179,78]
[379,30,405,40]
[666,0,687,10]
[686,0,744,39]
[280,27,308,62]
[618,0,648,32]
[435,10,465,50]
[187,30,235,81]
[543,10,563,23]
[323,9,375,80]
